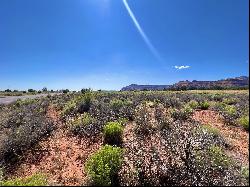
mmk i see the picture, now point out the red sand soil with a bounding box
[193,110,249,166]
[9,106,102,186]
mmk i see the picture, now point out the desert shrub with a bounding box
[188,100,199,109]
[134,104,152,135]
[119,118,243,186]
[171,105,193,121]
[210,93,224,102]
[15,99,36,107]
[155,103,172,130]
[68,113,95,133]
[201,124,220,137]
[221,105,239,125]
[198,101,210,110]
[110,99,125,111]
[110,99,132,111]
[0,102,53,165]
[85,145,123,186]
[103,122,123,146]
[28,89,36,93]
[78,92,93,113]
[62,89,69,94]
[223,98,238,105]
[207,145,232,168]
[224,105,237,116]
[238,115,249,131]
[61,100,77,117]
[241,166,249,181]
[211,101,227,111]
[0,173,47,186]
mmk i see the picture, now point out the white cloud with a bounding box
[174,65,190,70]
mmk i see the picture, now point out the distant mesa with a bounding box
[121,76,249,91]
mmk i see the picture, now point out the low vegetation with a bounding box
[0,90,248,186]
[0,173,47,186]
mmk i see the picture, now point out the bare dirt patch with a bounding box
[193,110,249,166]
[10,106,102,186]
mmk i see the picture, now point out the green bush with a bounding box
[213,101,227,111]
[238,116,249,131]
[85,145,123,186]
[208,145,232,168]
[103,122,123,145]
[62,89,69,94]
[241,166,249,181]
[224,105,237,116]
[61,100,77,117]
[0,173,47,186]
[68,113,95,133]
[78,92,93,113]
[171,106,193,120]
[110,99,131,111]
[201,124,220,137]
[223,98,238,105]
[199,101,210,110]
[188,100,199,109]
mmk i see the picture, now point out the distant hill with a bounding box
[121,76,249,91]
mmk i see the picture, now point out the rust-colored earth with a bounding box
[9,106,102,186]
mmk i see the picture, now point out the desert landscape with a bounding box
[0,89,249,186]
[0,0,248,186]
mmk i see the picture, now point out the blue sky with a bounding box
[0,0,249,90]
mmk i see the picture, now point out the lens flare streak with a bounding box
[122,0,163,63]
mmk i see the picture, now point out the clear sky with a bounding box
[0,0,249,91]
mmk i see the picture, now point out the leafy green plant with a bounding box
[85,145,123,186]
[0,173,47,186]
[103,122,123,145]
[238,115,249,131]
